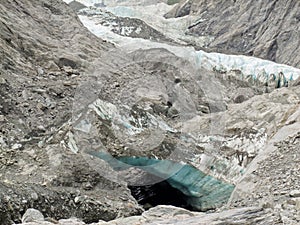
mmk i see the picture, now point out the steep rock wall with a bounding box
[165,0,300,68]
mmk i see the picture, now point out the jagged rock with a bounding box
[165,0,192,18]
[166,0,300,68]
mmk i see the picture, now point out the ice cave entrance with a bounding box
[90,152,235,211]
[128,179,193,210]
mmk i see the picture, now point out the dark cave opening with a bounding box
[128,180,193,210]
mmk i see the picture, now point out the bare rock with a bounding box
[68,0,87,12]
[22,208,44,223]
[290,190,300,198]
[167,0,300,68]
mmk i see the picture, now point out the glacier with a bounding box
[65,0,300,213]
[75,4,300,83]
[89,151,235,211]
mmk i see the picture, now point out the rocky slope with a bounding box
[0,0,142,224]
[165,0,300,68]
[1,0,300,225]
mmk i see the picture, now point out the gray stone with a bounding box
[290,190,300,198]
[22,208,45,223]
[11,143,22,150]
[31,192,39,201]
[58,218,85,225]
[68,0,87,12]
[295,198,300,211]
[166,0,300,68]
[260,201,274,209]
[0,77,6,84]
[0,115,5,122]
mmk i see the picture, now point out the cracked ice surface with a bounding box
[75,2,300,81]
[79,13,300,81]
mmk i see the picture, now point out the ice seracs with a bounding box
[77,3,300,85]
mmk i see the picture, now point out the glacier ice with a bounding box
[90,152,235,211]
[78,5,300,84]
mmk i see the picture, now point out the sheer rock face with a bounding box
[165,0,300,68]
